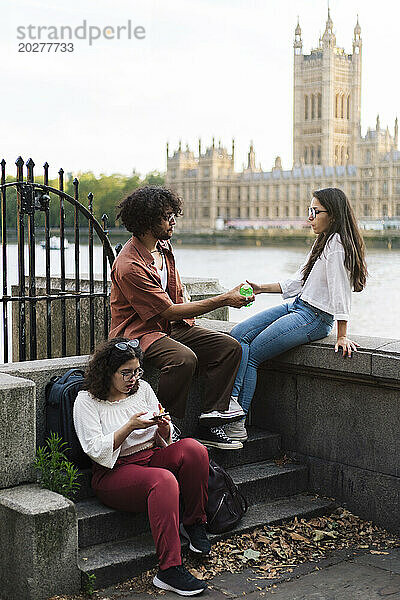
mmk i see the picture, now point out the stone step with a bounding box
[78,494,336,589]
[77,460,307,548]
[74,428,281,502]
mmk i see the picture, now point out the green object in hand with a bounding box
[239,283,254,306]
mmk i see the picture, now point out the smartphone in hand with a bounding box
[150,412,170,421]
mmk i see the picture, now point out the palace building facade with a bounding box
[165,11,400,232]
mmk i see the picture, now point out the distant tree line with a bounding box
[1,170,165,230]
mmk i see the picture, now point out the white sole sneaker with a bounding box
[198,412,244,426]
[153,575,206,596]
[196,437,243,450]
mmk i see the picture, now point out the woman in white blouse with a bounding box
[73,338,210,596]
[226,188,368,442]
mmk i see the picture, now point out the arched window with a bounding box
[341,95,344,119]
[304,147,308,163]
[317,145,321,164]
[311,146,315,164]
[335,145,339,163]
[311,95,315,119]
[304,95,308,120]
[341,146,345,164]
[317,93,322,119]
[347,147,350,162]
[347,95,350,120]
[335,94,339,118]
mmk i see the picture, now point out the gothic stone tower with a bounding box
[293,10,362,167]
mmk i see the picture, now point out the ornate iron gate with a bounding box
[1,157,116,363]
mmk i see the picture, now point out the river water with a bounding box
[1,241,399,362]
[173,244,400,340]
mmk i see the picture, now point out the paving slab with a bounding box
[95,548,400,600]
[351,548,400,575]
[243,561,400,599]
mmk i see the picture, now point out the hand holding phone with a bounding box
[150,411,170,421]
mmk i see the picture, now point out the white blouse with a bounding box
[279,233,352,321]
[73,380,171,469]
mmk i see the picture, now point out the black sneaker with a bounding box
[180,522,211,555]
[196,426,243,450]
[153,564,207,595]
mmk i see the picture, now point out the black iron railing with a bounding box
[0,157,115,363]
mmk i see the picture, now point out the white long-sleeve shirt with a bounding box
[73,380,171,469]
[279,233,352,321]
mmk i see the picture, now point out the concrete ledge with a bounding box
[0,355,89,448]
[0,484,80,600]
[0,373,36,488]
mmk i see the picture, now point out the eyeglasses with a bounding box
[308,207,329,219]
[118,367,144,381]
[114,339,140,352]
[162,212,178,223]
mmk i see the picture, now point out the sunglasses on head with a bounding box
[113,339,140,352]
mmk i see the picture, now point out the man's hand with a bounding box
[223,284,255,308]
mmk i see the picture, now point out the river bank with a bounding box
[171,229,400,249]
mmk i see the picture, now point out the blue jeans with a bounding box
[230,297,334,414]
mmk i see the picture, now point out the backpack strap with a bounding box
[55,369,85,386]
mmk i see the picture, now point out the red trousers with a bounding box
[91,438,209,570]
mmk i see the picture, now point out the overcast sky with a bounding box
[1,0,399,179]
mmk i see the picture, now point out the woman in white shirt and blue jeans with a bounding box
[227,188,368,442]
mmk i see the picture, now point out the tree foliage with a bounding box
[1,170,165,230]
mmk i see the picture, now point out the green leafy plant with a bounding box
[83,572,97,596]
[34,432,81,499]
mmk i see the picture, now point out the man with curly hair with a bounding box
[109,186,254,450]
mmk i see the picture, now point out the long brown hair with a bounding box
[302,188,367,292]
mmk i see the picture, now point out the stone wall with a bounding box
[12,276,228,361]
[248,330,400,534]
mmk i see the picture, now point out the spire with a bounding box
[247,141,256,171]
[321,6,336,48]
[376,114,380,131]
[178,139,182,152]
[354,14,361,35]
[198,138,202,156]
[353,14,362,53]
[294,16,302,54]
[326,6,333,30]
[212,136,215,150]
[231,138,235,164]
[166,141,169,159]
[395,117,398,146]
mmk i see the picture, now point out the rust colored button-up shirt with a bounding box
[109,236,194,351]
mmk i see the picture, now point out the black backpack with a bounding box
[206,459,248,534]
[45,368,90,469]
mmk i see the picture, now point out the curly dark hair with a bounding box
[83,337,143,401]
[116,186,183,237]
